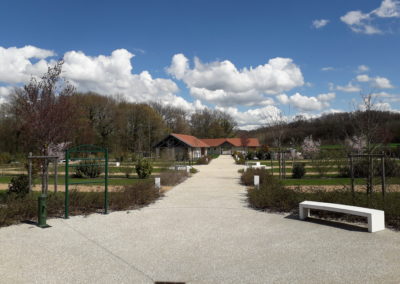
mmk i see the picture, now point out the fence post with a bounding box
[64,150,69,219]
[350,155,355,200]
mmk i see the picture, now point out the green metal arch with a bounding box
[64,144,109,219]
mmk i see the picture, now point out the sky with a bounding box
[0,0,399,129]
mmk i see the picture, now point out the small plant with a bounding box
[123,166,134,178]
[292,163,306,179]
[190,167,198,174]
[0,152,12,164]
[74,159,103,178]
[196,156,209,165]
[135,158,153,179]
[8,174,30,197]
[160,170,188,186]
[246,151,256,160]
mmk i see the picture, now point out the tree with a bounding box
[12,61,75,192]
[190,109,237,138]
[12,61,75,155]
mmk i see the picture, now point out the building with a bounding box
[154,133,260,160]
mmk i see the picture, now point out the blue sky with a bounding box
[0,0,399,128]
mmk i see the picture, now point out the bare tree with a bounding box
[12,61,75,192]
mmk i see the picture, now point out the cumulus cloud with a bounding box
[340,0,400,34]
[167,54,304,107]
[277,92,335,111]
[0,45,56,84]
[0,46,204,110]
[312,19,330,29]
[336,83,361,93]
[215,105,282,130]
[357,65,370,72]
[355,74,394,88]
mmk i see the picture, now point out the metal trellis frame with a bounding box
[64,145,108,219]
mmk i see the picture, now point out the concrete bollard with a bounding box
[254,175,260,189]
[155,177,161,190]
[116,162,120,167]
[186,166,191,173]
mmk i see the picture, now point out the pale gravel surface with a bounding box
[1,155,400,283]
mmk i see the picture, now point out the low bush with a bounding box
[0,181,162,227]
[292,163,306,179]
[135,158,153,179]
[74,159,103,178]
[233,152,245,165]
[123,166,134,178]
[0,152,12,164]
[209,154,220,159]
[196,156,209,165]
[190,167,198,174]
[246,151,256,160]
[160,170,188,186]
[241,168,272,186]
[8,174,30,197]
[246,173,400,230]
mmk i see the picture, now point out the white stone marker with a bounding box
[116,162,120,167]
[155,177,161,189]
[254,175,260,189]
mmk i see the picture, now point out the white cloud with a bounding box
[373,0,400,17]
[340,0,400,34]
[356,74,370,82]
[167,54,304,107]
[357,65,370,72]
[336,83,361,93]
[216,105,282,130]
[355,74,393,88]
[0,45,56,84]
[0,46,201,109]
[277,92,335,111]
[312,19,329,29]
[321,66,334,71]
[372,76,394,88]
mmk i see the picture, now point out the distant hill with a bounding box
[238,111,400,146]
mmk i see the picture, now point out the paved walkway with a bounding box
[1,156,400,283]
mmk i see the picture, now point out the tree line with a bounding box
[0,63,237,159]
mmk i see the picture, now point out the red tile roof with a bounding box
[199,137,260,147]
[171,133,209,148]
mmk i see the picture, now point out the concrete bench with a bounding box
[299,201,385,233]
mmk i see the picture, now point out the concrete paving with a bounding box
[1,155,400,283]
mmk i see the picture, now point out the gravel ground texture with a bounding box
[1,155,399,284]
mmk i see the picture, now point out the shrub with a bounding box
[209,154,220,159]
[0,152,12,164]
[292,163,306,179]
[8,175,30,197]
[160,170,188,186]
[190,167,198,174]
[234,152,245,165]
[123,166,134,178]
[74,159,103,178]
[246,151,256,160]
[241,168,272,186]
[247,174,299,212]
[135,158,153,179]
[196,156,209,165]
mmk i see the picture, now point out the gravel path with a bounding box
[1,155,399,283]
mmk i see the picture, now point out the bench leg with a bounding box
[368,213,385,233]
[299,206,310,220]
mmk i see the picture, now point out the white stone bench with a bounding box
[299,201,385,233]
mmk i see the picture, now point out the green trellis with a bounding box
[64,145,108,219]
